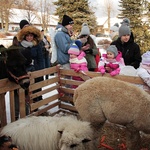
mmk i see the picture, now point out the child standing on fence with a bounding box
[98,45,125,76]
[68,41,88,88]
[137,51,150,87]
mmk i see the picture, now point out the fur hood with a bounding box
[17,26,42,45]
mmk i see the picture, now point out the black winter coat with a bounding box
[20,47,32,66]
[111,37,141,69]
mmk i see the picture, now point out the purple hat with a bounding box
[68,43,80,55]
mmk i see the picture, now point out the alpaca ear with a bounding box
[82,138,91,143]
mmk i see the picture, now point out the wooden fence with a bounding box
[0,65,150,130]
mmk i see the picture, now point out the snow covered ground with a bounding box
[5,77,59,123]
[0,38,13,48]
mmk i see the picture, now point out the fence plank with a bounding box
[19,88,26,118]
[59,103,77,113]
[0,94,7,127]
[59,68,146,84]
[29,101,60,116]
[0,79,20,94]
[9,91,15,122]
[30,94,59,111]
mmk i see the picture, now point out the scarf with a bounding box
[21,40,34,48]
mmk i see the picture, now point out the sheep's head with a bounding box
[58,130,92,150]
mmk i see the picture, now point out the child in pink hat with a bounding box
[68,41,88,72]
[137,51,150,87]
[68,41,88,88]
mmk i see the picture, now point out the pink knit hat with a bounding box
[68,43,80,55]
[142,51,150,65]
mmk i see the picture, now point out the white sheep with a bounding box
[0,116,97,150]
[73,77,150,149]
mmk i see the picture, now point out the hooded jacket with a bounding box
[17,26,44,71]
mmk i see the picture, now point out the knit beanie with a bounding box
[121,18,130,26]
[141,51,150,65]
[62,15,74,26]
[68,43,80,55]
[107,45,118,57]
[79,23,90,36]
[110,23,119,32]
[119,24,131,37]
[19,20,29,29]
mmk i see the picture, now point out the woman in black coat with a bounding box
[111,24,141,69]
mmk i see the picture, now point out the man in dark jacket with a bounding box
[111,24,141,69]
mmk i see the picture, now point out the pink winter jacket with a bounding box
[69,51,88,72]
[98,51,125,76]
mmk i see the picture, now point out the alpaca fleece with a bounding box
[73,77,150,134]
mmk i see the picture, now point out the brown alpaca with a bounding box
[73,77,150,150]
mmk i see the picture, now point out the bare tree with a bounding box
[38,0,54,31]
[103,0,115,31]
[21,0,37,23]
[0,0,15,31]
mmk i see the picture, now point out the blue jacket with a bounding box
[54,27,74,65]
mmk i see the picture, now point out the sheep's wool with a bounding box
[0,116,96,150]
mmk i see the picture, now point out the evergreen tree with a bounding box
[118,0,150,54]
[53,0,97,35]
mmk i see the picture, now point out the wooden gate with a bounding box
[0,66,150,130]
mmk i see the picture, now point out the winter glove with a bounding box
[98,66,106,74]
[81,44,90,51]
[110,68,120,76]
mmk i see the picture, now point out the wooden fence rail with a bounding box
[0,66,150,130]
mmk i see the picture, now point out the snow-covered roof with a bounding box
[9,8,59,26]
